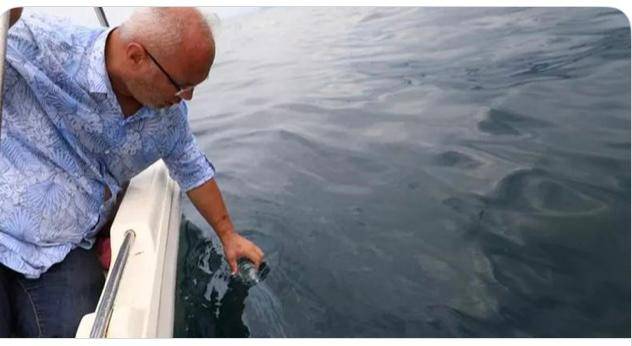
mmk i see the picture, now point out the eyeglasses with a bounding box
[144,48,193,98]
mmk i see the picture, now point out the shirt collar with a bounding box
[86,26,116,95]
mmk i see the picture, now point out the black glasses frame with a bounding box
[144,48,186,95]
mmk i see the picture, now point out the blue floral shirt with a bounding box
[0,13,215,278]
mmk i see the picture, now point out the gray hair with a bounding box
[118,7,214,58]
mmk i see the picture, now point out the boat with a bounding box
[75,159,182,338]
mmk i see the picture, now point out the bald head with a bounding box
[119,7,215,71]
[108,7,216,110]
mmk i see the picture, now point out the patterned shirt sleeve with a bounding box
[163,102,216,191]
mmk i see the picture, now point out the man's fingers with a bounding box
[228,258,238,275]
[251,245,264,268]
[256,251,265,269]
[226,237,265,272]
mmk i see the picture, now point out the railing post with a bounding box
[94,7,109,28]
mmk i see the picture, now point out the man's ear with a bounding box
[125,42,146,67]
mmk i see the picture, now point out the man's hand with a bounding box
[187,178,265,274]
[220,232,265,275]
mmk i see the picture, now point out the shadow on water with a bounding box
[174,218,250,337]
[174,219,287,337]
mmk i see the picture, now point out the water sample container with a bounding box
[235,258,270,288]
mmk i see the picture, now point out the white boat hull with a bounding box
[76,160,181,338]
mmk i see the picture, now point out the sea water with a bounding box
[175,7,630,337]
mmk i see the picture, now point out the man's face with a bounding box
[124,40,213,109]
[126,67,181,109]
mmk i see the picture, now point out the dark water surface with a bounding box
[174,7,631,337]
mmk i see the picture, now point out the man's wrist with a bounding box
[215,221,235,243]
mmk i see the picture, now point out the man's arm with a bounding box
[187,178,264,274]
[9,8,22,28]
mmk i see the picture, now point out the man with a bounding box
[0,7,264,337]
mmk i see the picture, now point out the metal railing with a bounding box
[90,229,136,338]
[94,7,109,28]
[0,11,10,141]
[89,7,119,338]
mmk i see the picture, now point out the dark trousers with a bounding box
[0,247,105,337]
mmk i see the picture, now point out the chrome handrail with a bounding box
[94,7,109,28]
[90,229,136,338]
[0,11,10,140]
[89,6,118,338]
